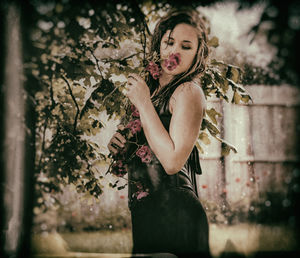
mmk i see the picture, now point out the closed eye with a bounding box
[182,45,191,50]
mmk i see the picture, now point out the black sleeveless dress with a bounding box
[127,95,210,258]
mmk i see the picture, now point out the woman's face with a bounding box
[160,23,198,76]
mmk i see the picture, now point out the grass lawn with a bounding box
[32,223,298,257]
[209,223,297,257]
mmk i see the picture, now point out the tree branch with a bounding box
[49,74,56,109]
[100,85,119,107]
[91,52,104,79]
[62,75,80,133]
[101,53,139,64]
[37,75,57,170]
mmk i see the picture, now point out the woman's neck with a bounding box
[158,71,173,89]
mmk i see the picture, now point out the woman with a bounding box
[108,10,210,258]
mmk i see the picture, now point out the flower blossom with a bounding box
[164,53,181,71]
[136,191,149,200]
[126,119,141,135]
[136,145,152,163]
[131,105,140,117]
[111,160,127,177]
[146,61,161,80]
[135,182,149,200]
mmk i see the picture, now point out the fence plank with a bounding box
[199,85,300,211]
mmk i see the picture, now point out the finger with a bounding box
[115,132,126,144]
[126,79,135,90]
[129,73,142,82]
[108,143,118,154]
[111,137,125,148]
[127,78,136,85]
[117,124,125,130]
[128,74,138,81]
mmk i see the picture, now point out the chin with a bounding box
[163,67,184,76]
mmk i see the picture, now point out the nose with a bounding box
[167,43,180,57]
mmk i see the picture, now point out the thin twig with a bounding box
[100,85,119,107]
[101,53,139,64]
[62,75,80,133]
[91,52,104,79]
[49,73,56,109]
[38,115,48,170]
[38,75,57,170]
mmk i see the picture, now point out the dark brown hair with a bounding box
[149,9,209,107]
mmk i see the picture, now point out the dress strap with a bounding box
[189,147,202,175]
[188,147,202,197]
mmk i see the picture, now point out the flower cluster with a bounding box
[108,104,153,174]
[126,119,141,135]
[111,160,127,177]
[107,104,153,200]
[131,104,140,117]
[134,182,149,200]
[126,105,153,164]
[136,145,152,163]
[146,61,162,80]
[164,53,181,71]
[107,52,169,200]
[145,52,181,79]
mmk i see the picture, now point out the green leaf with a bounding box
[227,66,240,83]
[232,91,242,104]
[214,135,238,155]
[221,144,231,156]
[195,140,204,154]
[202,118,220,136]
[206,108,222,125]
[117,185,127,190]
[199,132,211,145]
[241,94,252,103]
[208,36,219,48]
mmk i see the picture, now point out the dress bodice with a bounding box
[127,91,202,209]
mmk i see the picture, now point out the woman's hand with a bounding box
[107,125,127,155]
[125,73,151,109]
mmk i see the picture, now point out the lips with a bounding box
[164,53,181,71]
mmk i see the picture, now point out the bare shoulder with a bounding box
[169,81,206,113]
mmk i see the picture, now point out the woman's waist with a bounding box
[128,161,193,187]
[128,180,197,210]
[162,170,193,190]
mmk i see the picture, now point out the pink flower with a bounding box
[130,105,140,117]
[136,191,149,200]
[164,53,181,71]
[136,182,143,190]
[111,159,127,177]
[136,145,152,163]
[126,119,141,135]
[146,61,161,80]
[141,154,152,163]
[134,182,149,200]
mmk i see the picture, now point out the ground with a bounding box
[31,223,298,257]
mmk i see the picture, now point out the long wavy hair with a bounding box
[148,9,209,107]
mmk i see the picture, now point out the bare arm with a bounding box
[138,82,206,175]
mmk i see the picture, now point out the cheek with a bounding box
[183,52,196,68]
[160,46,168,58]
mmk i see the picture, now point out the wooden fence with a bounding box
[198,84,300,209]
